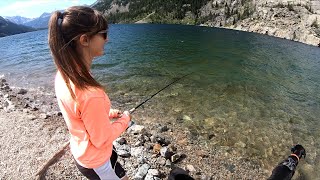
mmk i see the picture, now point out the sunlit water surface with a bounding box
[1,24,320,178]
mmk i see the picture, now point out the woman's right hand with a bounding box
[122,111,135,128]
[122,110,132,120]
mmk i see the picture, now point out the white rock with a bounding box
[39,113,49,119]
[128,125,145,134]
[160,147,168,158]
[186,164,196,172]
[147,169,159,176]
[134,163,150,180]
[4,100,15,112]
[27,114,36,120]
[235,141,246,148]
[137,156,147,164]
[131,146,145,157]
[145,174,160,180]
[183,115,192,122]
[115,144,131,157]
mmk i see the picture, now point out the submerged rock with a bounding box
[235,141,247,148]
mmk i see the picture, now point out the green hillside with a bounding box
[93,0,211,24]
[93,0,254,26]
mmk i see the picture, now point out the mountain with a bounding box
[23,12,51,29]
[4,16,33,24]
[0,16,35,37]
[93,0,320,46]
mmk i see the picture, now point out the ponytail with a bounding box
[48,7,107,100]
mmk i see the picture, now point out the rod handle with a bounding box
[129,108,135,114]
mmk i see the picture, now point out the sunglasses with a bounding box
[97,30,108,40]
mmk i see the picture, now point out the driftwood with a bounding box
[35,141,70,180]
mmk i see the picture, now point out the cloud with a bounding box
[0,0,95,18]
[71,0,80,4]
[0,1,57,18]
[5,0,55,9]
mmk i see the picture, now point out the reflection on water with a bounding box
[1,24,320,179]
[103,25,320,179]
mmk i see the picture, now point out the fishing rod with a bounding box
[128,72,192,114]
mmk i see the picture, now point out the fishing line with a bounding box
[129,72,193,114]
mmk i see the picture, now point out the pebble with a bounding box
[153,143,162,154]
[225,164,236,173]
[235,141,246,148]
[183,115,192,122]
[119,144,132,157]
[156,157,166,166]
[134,140,143,146]
[39,113,50,119]
[165,159,171,167]
[195,150,209,158]
[155,136,167,145]
[27,114,37,120]
[3,100,15,112]
[171,154,180,163]
[117,137,127,145]
[201,175,212,180]
[160,147,168,158]
[2,85,10,91]
[128,125,145,134]
[147,169,159,176]
[134,163,150,180]
[137,156,147,164]
[131,146,145,157]
[159,125,169,132]
[17,89,28,95]
[186,164,196,172]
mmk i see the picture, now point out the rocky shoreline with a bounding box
[0,76,270,179]
[200,0,320,47]
[130,0,320,47]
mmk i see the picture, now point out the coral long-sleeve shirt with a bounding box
[55,72,130,168]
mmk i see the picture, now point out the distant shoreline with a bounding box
[2,20,319,47]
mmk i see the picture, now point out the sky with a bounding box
[0,0,97,18]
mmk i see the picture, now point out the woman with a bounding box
[48,6,131,180]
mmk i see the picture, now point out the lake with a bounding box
[0,24,320,178]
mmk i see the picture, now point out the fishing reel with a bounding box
[128,120,135,128]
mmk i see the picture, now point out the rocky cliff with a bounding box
[200,0,320,46]
[94,0,320,46]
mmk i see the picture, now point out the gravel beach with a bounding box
[0,77,273,179]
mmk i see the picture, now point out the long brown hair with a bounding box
[48,6,108,99]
